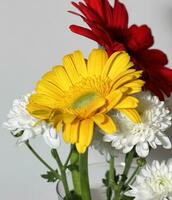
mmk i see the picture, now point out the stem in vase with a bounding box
[70,145,81,197]
[79,149,92,200]
[108,156,118,200]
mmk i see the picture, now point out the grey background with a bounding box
[0,0,172,199]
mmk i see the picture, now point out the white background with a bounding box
[0,0,172,199]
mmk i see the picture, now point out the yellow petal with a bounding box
[63,121,79,144]
[29,93,59,108]
[102,51,122,77]
[56,121,62,133]
[63,54,81,84]
[106,90,123,112]
[107,52,132,79]
[63,124,71,143]
[62,114,76,124]
[78,119,94,146]
[71,51,87,77]
[93,113,106,123]
[27,103,52,120]
[36,79,64,97]
[120,80,145,94]
[70,121,80,144]
[41,68,62,88]
[115,96,139,109]
[86,97,106,116]
[102,51,133,79]
[52,66,72,90]
[93,114,116,134]
[118,108,141,123]
[76,143,87,154]
[87,49,108,76]
[110,69,136,86]
[112,71,143,90]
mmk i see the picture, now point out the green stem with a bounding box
[70,146,81,197]
[123,150,135,179]
[79,149,91,200]
[124,166,140,190]
[114,192,121,200]
[124,157,146,192]
[64,145,74,168]
[108,156,116,200]
[114,150,135,200]
[109,157,115,186]
[119,150,135,189]
[51,149,71,199]
[25,141,58,178]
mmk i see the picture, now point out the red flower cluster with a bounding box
[69,0,172,100]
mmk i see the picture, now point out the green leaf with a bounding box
[41,170,60,183]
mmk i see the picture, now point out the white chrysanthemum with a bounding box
[4,94,60,148]
[103,92,172,157]
[125,160,172,200]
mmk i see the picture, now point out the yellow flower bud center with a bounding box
[71,92,97,109]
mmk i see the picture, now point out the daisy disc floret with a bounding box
[27,49,144,153]
[126,160,172,200]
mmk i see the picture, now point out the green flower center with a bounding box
[71,92,97,109]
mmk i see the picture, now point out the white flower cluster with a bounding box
[93,92,172,157]
[126,160,172,200]
[4,94,60,148]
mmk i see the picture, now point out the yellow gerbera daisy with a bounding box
[27,49,144,153]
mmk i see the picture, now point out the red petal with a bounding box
[126,25,154,52]
[104,0,114,26]
[84,0,105,19]
[158,67,172,85]
[70,24,112,48]
[136,49,168,66]
[71,2,102,23]
[106,42,126,56]
[70,25,100,43]
[144,66,172,99]
[113,0,129,29]
[68,10,85,19]
[83,18,113,45]
[145,81,164,100]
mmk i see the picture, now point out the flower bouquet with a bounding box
[4,0,172,200]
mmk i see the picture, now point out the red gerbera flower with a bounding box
[69,0,172,100]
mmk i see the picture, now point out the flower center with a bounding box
[71,92,97,109]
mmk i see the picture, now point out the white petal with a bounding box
[136,142,149,157]
[43,127,60,149]
[156,134,172,149]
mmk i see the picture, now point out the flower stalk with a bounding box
[79,149,91,200]
[118,149,135,190]
[70,146,81,197]
[51,149,71,199]
[25,141,59,178]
